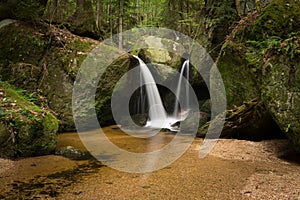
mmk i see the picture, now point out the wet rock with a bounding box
[133,35,184,82]
[55,146,85,160]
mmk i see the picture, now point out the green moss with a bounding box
[0,81,58,157]
[217,41,261,108]
[246,0,300,41]
[261,56,300,153]
[0,21,97,131]
[43,113,59,134]
[0,23,48,65]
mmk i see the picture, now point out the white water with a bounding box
[134,56,190,131]
[173,60,190,121]
[134,55,168,128]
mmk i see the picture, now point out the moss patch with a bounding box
[217,41,261,108]
[0,21,98,131]
[245,0,300,41]
[0,81,58,157]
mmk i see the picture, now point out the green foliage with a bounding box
[246,0,300,41]
[0,81,58,157]
[14,0,45,21]
[0,81,41,105]
[247,32,300,59]
[285,124,291,133]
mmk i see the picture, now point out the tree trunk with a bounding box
[118,0,123,49]
[96,0,102,29]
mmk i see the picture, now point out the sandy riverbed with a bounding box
[0,126,299,199]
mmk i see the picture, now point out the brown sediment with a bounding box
[0,126,299,199]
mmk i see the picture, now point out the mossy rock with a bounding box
[95,53,138,126]
[217,41,261,108]
[134,36,183,73]
[262,55,300,153]
[197,99,283,140]
[0,21,97,131]
[0,82,58,158]
[245,0,300,41]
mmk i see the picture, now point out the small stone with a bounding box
[55,146,85,160]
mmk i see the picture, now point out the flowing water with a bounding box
[133,55,168,129]
[173,59,190,120]
[133,56,190,131]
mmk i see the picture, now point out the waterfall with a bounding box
[133,56,191,131]
[133,55,168,128]
[173,60,190,120]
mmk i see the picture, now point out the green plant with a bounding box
[247,32,300,59]
[285,124,291,133]
[14,0,45,21]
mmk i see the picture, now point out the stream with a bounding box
[0,126,299,199]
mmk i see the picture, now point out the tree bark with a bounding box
[118,0,123,49]
[96,0,102,29]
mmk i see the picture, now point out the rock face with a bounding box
[136,36,183,82]
[207,0,300,147]
[0,82,58,157]
[0,20,97,131]
[216,42,261,108]
[95,54,138,126]
[262,56,300,152]
[198,99,283,140]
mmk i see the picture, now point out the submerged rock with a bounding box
[55,146,85,160]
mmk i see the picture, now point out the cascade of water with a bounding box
[133,55,167,128]
[173,60,190,120]
[137,69,146,114]
[186,60,190,109]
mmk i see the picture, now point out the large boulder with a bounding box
[202,0,300,145]
[95,53,138,126]
[262,53,300,152]
[216,0,300,109]
[197,99,283,140]
[0,82,58,157]
[216,41,261,108]
[0,20,97,131]
[245,0,300,41]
